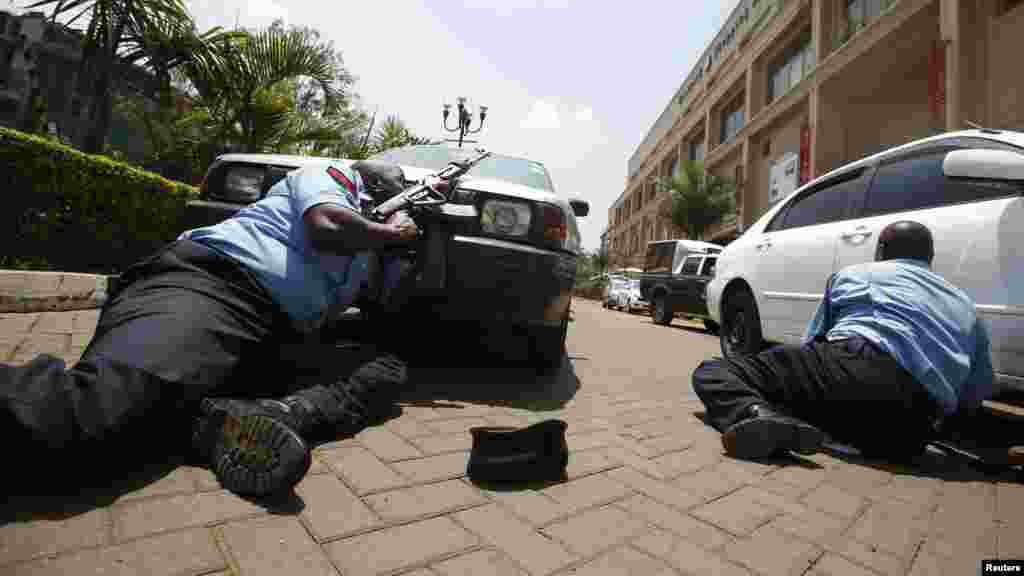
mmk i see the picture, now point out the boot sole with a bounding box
[207,410,311,497]
[723,417,824,460]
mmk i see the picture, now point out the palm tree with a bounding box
[374,115,430,153]
[658,160,736,241]
[181,23,350,153]
[28,0,196,153]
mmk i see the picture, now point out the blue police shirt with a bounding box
[179,163,371,334]
[803,259,995,416]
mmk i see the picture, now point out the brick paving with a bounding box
[1,300,1022,575]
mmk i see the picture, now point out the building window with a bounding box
[847,0,885,28]
[767,33,813,104]
[689,139,705,162]
[720,96,745,144]
[669,156,680,179]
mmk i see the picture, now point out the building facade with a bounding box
[608,0,1024,269]
[0,10,156,159]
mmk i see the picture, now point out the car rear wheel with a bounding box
[720,287,763,358]
[529,312,568,374]
[652,294,672,325]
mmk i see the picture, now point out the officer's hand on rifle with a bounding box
[387,210,420,243]
[425,175,451,195]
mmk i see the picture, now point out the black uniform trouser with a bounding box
[0,240,379,483]
[692,337,942,459]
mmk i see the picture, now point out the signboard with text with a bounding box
[799,124,811,185]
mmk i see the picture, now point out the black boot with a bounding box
[279,354,410,441]
[191,398,312,497]
[334,354,409,424]
[722,404,824,459]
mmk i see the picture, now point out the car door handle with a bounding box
[840,227,873,240]
[755,239,772,250]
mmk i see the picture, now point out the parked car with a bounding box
[621,278,649,314]
[640,239,722,330]
[602,274,626,309]
[607,277,647,313]
[705,129,1024,397]
[184,145,590,370]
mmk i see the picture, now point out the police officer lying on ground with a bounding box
[0,160,430,497]
[693,221,994,462]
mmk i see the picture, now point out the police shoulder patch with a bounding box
[326,166,355,194]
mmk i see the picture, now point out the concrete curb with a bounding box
[0,270,113,313]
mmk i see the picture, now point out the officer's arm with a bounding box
[960,318,996,417]
[802,272,836,344]
[304,203,405,256]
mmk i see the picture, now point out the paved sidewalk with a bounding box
[1,303,1022,576]
[0,270,112,313]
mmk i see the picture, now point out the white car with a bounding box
[706,129,1024,397]
[615,278,648,314]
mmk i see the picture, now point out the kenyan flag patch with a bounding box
[327,166,356,194]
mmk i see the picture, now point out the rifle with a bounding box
[371,149,491,222]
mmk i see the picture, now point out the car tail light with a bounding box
[542,204,567,247]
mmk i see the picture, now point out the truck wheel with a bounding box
[652,295,672,325]
[720,287,763,358]
[530,312,568,374]
[703,319,719,334]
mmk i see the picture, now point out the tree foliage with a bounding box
[658,160,736,241]
[179,19,356,153]
[373,115,431,153]
[28,0,197,153]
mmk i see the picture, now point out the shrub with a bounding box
[1,126,199,274]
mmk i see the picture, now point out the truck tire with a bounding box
[720,287,763,358]
[530,312,568,374]
[652,294,673,326]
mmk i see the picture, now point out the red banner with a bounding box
[799,124,811,185]
[929,41,946,117]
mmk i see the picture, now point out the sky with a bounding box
[12,0,740,252]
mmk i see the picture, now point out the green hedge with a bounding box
[1,127,199,274]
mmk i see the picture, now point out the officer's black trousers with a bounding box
[1,240,378,487]
[692,337,941,459]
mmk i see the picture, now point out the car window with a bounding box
[863,147,1024,217]
[264,165,293,194]
[767,170,866,232]
[680,255,702,275]
[220,164,265,203]
[701,257,717,277]
[644,242,674,273]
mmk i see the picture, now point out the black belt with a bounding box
[168,239,271,301]
[826,335,945,429]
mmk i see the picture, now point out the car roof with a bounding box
[214,153,349,167]
[808,129,1024,185]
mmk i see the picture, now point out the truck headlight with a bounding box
[481,200,532,236]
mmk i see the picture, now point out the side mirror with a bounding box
[569,198,590,217]
[943,149,1024,181]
